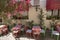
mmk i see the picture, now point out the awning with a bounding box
[46,0,60,10]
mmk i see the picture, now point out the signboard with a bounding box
[46,0,60,10]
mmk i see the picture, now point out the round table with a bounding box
[0,25,8,35]
[32,26,41,40]
[11,27,21,38]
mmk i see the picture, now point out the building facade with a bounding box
[28,0,60,28]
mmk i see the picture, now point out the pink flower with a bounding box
[19,11,24,14]
[17,4,24,11]
[14,10,17,15]
[7,12,11,19]
[11,0,16,4]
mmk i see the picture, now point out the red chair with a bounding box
[24,26,32,38]
[24,26,28,32]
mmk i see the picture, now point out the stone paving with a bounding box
[0,32,59,40]
[0,33,35,40]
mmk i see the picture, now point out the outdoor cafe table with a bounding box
[32,26,41,40]
[11,27,21,38]
[0,25,8,35]
[32,26,41,35]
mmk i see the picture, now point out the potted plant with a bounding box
[38,8,45,28]
[46,16,52,20]
[26,20,34,29]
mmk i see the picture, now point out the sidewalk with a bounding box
[0,33,35,40]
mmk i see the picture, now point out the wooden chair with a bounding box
[26,29,32,37]
[24,26,28,32]
[24,26,32,38]
[24,25,32,39]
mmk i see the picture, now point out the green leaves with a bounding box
[0,0,9,12]
[38,9,45,27]
[0,0,16,13]
[27,20,34,29]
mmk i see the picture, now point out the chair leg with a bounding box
[51,34,53,37]
[56,35,59,40]
[33,34,35,39]
[51,32,53,38]
[30,33,31,37]
[37,34,40,40]
[44,32,45,37]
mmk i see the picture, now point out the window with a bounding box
[30,0,40,6]
[46,10,60,20]
[34,0,40,6]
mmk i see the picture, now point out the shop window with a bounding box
[29,0,40,6]
[46,10,60,20]
[34,0,40,6]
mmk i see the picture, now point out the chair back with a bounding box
[24,26,29,31]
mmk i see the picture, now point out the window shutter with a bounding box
[34,0,40,6]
